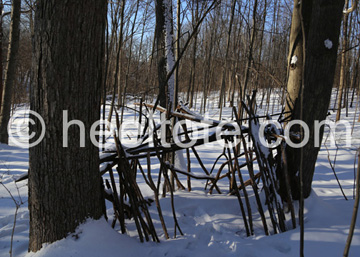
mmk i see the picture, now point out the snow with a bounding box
[290,55,298,65]
[324,39,333,49]
[174,150,187,170]
[1,90,360,256]
[250,119,270,159]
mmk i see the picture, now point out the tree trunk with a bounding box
[218,0,236,117]
[284,0,309,122]
[155,0,167,108]
[0,0,21,144]
[29,0,107,252]
[201,25,214,113]
[174,0,180,110]
[155,0,175,109]
[285,0,345,200]
[108,0,125,122]
[189,0,198,109]
[121,0,140,123]
[0,1,3,108]
[116,0,126,109]
[241,0,257,103]
[336,0,350,121]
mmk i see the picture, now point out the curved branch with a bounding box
[343,0,358,14]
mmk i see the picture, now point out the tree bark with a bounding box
[188,0,198,109]
[174,0,180,110]
[0,0,21,144]
[284,0,309,121]
[155,0,175,109]
[29,0,107,252]
[155,0,167,108]
[218,0,236,117]
[116,0,126,109]
[0,1,3,109]
[336,0,350,121]
[108,0,125,122]
[241,0,258,102]
[121,0,139,123]
[286,0,345,200]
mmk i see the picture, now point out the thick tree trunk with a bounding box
[0,0,21,144]
[29,0,107,252]
[286,0,345,199]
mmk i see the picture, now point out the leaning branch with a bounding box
[343,0,358,14]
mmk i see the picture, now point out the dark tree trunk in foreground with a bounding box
[0,0,21,144]
[285,0,345,200]
[29,0,107,252]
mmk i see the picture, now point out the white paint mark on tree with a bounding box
[324,39,333,49]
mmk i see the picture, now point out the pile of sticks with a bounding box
[100,93,297,242]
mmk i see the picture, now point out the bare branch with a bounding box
[343,0,358,14]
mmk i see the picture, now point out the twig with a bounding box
[0,180,23,257]
[9,205,19,257]
[343,149,360,257]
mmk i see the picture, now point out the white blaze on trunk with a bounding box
[164,0,175,108]
[324,39,333,49]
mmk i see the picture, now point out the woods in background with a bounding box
[0,0,359,121]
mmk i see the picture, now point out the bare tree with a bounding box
[155,0,175,108]
[108,0,126,123]
[336,0,351,121]
[218,0,236,118]
[156,0,168,108]
[0,0,21,144]
[187,0,199,109]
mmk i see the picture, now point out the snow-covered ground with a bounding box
[1,91,360,257]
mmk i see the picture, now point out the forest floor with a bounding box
[1,91,360,257]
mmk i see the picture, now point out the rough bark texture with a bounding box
[29,0,107,252]
[155,0,167,108]
[0,0,21,144]
[286,0,345,199]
